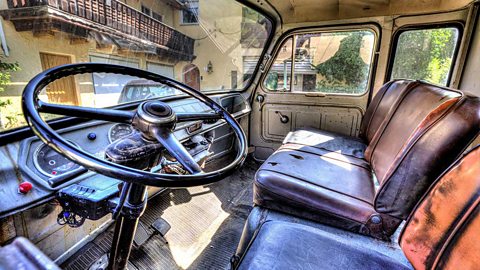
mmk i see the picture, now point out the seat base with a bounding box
[283,129,367,159]
[254,145,401,239]
[235,207,411,270]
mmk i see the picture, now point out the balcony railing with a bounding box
[3,0,195,60]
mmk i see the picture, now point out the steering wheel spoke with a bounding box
[38,101,135,124]
[151,127,203,174]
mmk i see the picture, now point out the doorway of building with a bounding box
[39,52,80,105]
[183,64,200,90]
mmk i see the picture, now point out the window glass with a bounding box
[390,27,459,86]
[0,0,272,132]
[264,38,293,91]
[152,11,163,22]
[264,30,375,94]
[141,5,151,16]
[181,1,199,24]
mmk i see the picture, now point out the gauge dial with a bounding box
[34,141,82,177]
[108,123,135,143]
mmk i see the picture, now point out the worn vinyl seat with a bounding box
[281,79,417,159]
[238,145,480,270]
[254,80,480,239]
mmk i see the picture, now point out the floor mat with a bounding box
[61,157,260,270]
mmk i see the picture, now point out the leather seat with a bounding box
[237,145,480,270]
[255,146,401,238]
[238,221,411,270]
[254,80,480,239]
[281,80,418,159]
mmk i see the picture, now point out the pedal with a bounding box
[133,221,152,247]
[151,218,171,244]
[88,254,138,270]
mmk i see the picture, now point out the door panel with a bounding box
[39,53,79,105]
[250,25,379,160]
[183,64,200,90]
[262,103,363,141]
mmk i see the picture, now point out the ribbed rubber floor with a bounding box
[61,157,259,270]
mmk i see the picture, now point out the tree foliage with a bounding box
[0,59,20,128]
[391,28,457,85]
[313,32,369,93]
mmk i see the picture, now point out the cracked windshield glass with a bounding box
[0,0,271,131]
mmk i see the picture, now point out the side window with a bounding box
[390,27,460,86]
[264,30,375,94]
[264,37,293,91]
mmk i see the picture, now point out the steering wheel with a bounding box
[22,63,248,187]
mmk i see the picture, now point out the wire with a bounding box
[112,182,131,220]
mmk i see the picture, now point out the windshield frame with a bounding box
[0,0,275,140]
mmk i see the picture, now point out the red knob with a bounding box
[19,182,33,194]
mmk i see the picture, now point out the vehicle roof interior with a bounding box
[269,0,473,23]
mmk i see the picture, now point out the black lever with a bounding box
[275,111,289,124]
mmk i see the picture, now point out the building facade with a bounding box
[0,0,267,129]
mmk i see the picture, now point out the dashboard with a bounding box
[0,93,250,219]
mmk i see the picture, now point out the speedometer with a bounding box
[108,123,135,143]
[34,141,82,177]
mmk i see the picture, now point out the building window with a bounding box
[152,11,163,22]
[181,1,199,24]
[141,5,163,22]
[141,5,151,16]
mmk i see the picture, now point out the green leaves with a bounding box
[0,59,20,93]
[391,28,457,85]
[313,32,369,94]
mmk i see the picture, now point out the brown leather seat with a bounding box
[254,80,480,239]
[237,145,480,270]
[281,80,418,159]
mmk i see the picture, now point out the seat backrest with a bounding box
[400,145,480,270]
[359,79,419,143]
[368,82,480,219]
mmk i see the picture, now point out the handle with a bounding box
[275,111,289,124]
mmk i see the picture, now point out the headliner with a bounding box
[267,0,473,24]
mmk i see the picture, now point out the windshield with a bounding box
[0,0,272,132]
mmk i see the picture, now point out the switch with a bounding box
[87,132,97,140]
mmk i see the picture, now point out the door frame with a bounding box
[183,64,201,91]
[249,22,382,159]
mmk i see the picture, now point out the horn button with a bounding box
[133,101,177,139]
[144,101,173,117]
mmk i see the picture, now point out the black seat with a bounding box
[237,221,411,270]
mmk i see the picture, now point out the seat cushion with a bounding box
[238,221,411,270]
[254,147,401,238]
[281,80,418,160]
[283,129,367,159]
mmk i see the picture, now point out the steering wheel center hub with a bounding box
[143,101,173,118]
[133,101,177,139]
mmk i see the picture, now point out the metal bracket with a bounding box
[259,54,272,73]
